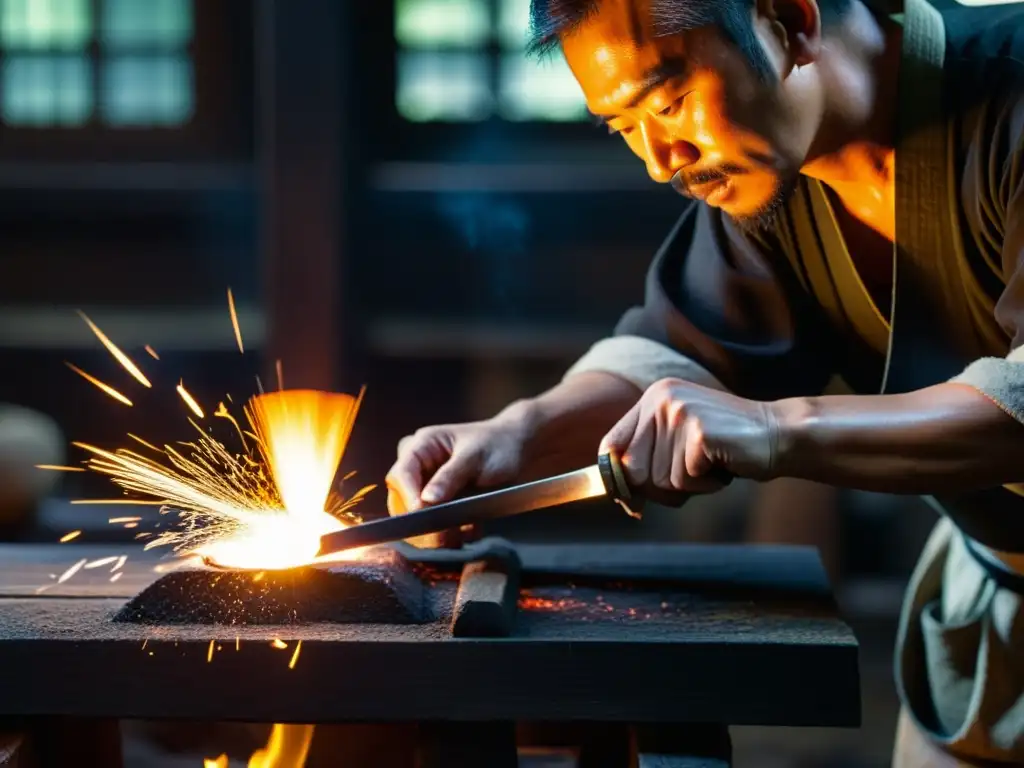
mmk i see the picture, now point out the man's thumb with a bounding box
[599,404,640,457]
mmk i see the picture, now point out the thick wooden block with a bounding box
[450,538,521,638]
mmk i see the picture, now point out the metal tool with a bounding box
[317,452,730,557]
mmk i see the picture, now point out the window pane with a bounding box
[395,0,489,48]
[100,0,192,48]
[498,0,529,48]
[397,51,492,122]
[2,53,91,125]
[1,0,92,50]
[498,51,586,121]
[100,53,192,125]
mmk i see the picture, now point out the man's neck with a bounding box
[801,2,902,191]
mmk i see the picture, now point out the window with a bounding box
[0,0,194,128]
[394,0,588,123]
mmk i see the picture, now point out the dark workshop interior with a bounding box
[0,1,982,766]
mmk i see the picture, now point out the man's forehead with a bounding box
[571,0,659,47]
[562,0,692,112]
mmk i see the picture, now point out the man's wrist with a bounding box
[766,396,820,479]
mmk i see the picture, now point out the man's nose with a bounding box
[641,122,699,183]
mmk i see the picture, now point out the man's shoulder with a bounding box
[938,2,1024,77]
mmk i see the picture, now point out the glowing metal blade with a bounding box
[317,464,608,557]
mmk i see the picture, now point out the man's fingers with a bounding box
[385,462,424,514]
[387,430,445,514]
[420,449,481,505]
[675,429,725,493]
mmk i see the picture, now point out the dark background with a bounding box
[0,1,984,765]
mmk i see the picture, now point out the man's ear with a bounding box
[755,0,822,69]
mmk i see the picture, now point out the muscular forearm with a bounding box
[496,372,642,476]
[772,382,1024,494]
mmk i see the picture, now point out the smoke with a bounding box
[436,193,533,315]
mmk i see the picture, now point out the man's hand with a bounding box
[386,371,643,516]
[599,378,780,494]
[385,415,534,514]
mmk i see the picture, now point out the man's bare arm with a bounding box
[772,383,1024,494]
[499,371,642,478]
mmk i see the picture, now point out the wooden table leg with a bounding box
[577,723,632,768]
[29,718,122,768]
[416,722,517,768]
[633,724,731,768]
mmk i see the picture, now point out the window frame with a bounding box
[378,0,611,163]
[0,0,254,163]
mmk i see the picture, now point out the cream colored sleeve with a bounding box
[563,335,727,392]
[949,345,1024,425]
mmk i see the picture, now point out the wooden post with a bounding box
[256,0,348,391]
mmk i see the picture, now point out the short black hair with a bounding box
[528,0,856,79]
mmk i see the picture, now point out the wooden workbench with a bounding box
[0,541,861,766]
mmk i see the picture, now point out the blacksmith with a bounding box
[386,0,1024,762]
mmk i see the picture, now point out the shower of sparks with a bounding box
[271,639,287,650]
[288,640,302,669]
[176,381,205,419]
[57,558,87,583]
[85,556,118,569]
[77,311,152,388]
[110,572,123,582]
[112,555,127,571]
[66,363,133,406]
[207,640,215,663]
[64,304,375,572]
[59,530,81,543]
[36,464,85,472]
[70,498,163,505]
[144,345,160,360]
[227,288,244,354]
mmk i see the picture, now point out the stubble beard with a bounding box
[727,172,799,233]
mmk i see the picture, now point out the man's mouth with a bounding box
[678,177,733,207]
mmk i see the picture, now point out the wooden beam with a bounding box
[256,0,347,390]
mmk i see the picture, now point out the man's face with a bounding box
[562,0,822,228]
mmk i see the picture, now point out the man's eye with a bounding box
[659,99,683,117]
[658,92,690,118]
